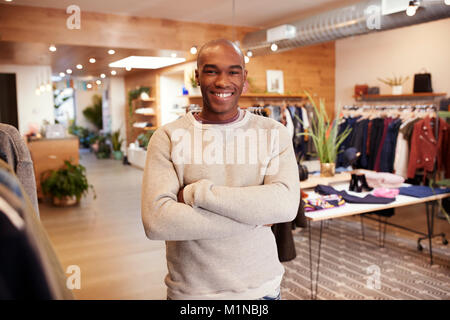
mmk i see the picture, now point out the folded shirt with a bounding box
[303,194,345,212]
[399,186,450,198]
[373,188,399,199]
[315,184,396,204]
[358,170,404,188]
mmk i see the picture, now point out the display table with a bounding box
[303,182,450,299]
[127,146,147,169]
[27,136,79,199]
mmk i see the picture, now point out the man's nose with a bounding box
[215,73,230,88]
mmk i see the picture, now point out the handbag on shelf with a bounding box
[354,84,368,97]
[413,68,433,93]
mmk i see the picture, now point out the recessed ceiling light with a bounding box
[96,80,101,85]
[111,70,117,75]
[100,73,106,78]
[270,43,278,51]
[59,72,65,77]
[76,64,83,69]
[49,45,56,52]
[66,69,72,74]
[190,46,197,55]
[244,56,250,63]
[246,50,253,57]
[89,58,96,63]
[87,83,92,89]
[109,56,186,70]
[5,0,13,3]
[108,49,115,55]
[125,66,132,71]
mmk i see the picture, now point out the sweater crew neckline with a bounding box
[187,109,251,129]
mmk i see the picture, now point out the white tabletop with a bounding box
[304,183,450,222]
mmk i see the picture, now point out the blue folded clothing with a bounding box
[399,186,450,198]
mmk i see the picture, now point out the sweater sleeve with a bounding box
[141,128,256,241]
[182,126,300,226]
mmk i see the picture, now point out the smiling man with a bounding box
[141,39,300,300]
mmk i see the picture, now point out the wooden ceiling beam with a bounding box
[0,4,256,51]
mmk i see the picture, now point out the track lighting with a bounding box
[406,1,420,16]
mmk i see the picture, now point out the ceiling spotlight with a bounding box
[190,46,198,55]
[66,69,72,74]
[125,66,132,71]
[59,72,65,77]
[100,73,106,78]
[108,49,115,55]
[246,50,253,57]
[5,0,14,2]
[96,80,101,85]
[76,64,83,70]
[244,56,250,64]
[111,70,117,75]
[171,53,177,58]
[87,83,92,89]
[270,43,278,52]
[49,45,57,52]
[406,0,419,16]
[89,58,96,63]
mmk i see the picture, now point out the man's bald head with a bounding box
[197,39,245,68]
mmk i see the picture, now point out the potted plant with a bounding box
[296,92,352,177]
[111,129,124,160]
[377,75,409,95]
[95,134,112,159]
[189,70,201,95]
[41,160,96,206]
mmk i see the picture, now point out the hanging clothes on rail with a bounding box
[0,124,39,216]
[0,159,73,300]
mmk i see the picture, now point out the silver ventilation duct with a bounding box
[242,0,450,55]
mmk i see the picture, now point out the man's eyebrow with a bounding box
[203,64,218,69]
[230,65,243,70]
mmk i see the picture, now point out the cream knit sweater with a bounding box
[141,110,300,299]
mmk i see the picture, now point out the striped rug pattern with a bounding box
[280,217,450,300]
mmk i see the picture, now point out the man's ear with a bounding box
[195,69,200,86]
[243,69,248,82]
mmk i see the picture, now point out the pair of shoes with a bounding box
[349,174,373,192]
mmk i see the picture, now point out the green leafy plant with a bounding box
[128,86,151,117]
[83,94,103,130]
[190,71,198,88]
[41,160,96,202]
[137,130,155,150]
[377,75,409,87]
[111,129,124,152]
[95,134,112,159]
[296,91,352,163]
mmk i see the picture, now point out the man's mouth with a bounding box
[211,92,234,99]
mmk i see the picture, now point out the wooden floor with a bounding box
[39,150,167,300]
[39,150,449,299]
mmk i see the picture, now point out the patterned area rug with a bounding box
[280,217,450,300]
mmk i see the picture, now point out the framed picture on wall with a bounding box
[266,70,284,94]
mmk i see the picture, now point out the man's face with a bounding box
[196,44,247,115]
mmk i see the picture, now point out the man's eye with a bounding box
[230,71,240,75]
[205,70,217,74]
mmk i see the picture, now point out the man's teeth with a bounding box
[214,93,232,98]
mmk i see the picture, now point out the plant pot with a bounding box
[392,85,403,95]
[190,86,201,96]
[113,150,123,160]
[320,163,335,177]
[52,195,78,207]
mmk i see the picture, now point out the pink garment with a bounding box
[373,188,399,199]
[358,170,405,188]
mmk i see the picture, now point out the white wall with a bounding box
[108,77,126,142]
[336,18,450,108]
[160,72,189,125]
[0,65,54,134]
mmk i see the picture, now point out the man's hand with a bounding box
[177,187,185,203]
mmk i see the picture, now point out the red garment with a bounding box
[407,116,449,179]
